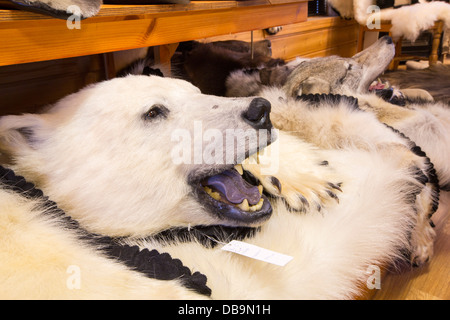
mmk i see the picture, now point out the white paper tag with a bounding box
[221,240,293,266]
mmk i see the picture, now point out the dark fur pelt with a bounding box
[172,40,285,96]
[382,64,450,105]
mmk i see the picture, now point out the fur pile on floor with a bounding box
[327,0,450,41]
[382,64,450,104]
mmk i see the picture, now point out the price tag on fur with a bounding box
[221,240,293,266]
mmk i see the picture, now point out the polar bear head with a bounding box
[0,75,275,237]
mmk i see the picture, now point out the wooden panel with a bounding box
[197,17,359,61]
[0,1,307,66]
[0,1,308,21]
[299,44,358,58]
[270,24,359,60]
[0,56,105,115]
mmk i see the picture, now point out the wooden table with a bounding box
[357,20,444,70]
[0,0,308,67]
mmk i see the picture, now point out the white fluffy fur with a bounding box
[0,75,435,299]
[328,0,450,41]
[226,37,450,189]
[358,94,450,189]
[0,77,268,237]
[137,89,433,298]
[0,188,203,299]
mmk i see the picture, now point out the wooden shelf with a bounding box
[197,16,359,61]
[0,0,308,66]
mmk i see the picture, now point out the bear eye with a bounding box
[143,105,168,121]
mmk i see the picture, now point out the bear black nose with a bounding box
[243,97,272,130]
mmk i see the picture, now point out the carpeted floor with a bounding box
[381,62,450,105]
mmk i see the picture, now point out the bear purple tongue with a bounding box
[203,169,261,205]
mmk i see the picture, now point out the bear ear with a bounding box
[0,114,44,160]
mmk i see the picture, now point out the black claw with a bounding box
[326,190,340,203]
[328,182,343,193]
[270,176,282,193]
[298,194,309,209]
[316,203,322,212]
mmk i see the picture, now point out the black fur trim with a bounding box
[151,225,258,248]
[382,124,440,215]
[0,165,212,296]
[297,94,360,111]
[103,244,211,296]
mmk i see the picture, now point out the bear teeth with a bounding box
[237,199,249,211]
[249,198,264,212]
[235,197,265,212]
[204,186,221,200]
[258,185,263,195]
[203,185,264,212]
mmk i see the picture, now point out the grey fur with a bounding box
[7,0,102,19]
[226,36,395,98]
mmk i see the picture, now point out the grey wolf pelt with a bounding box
[381,64,450,105]
[0,75,436,299]
[226,36,450,190]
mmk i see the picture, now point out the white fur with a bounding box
[359,94,450,188]
[0,76,268,237]
[225,37,450,189]
[0,188,203,299]
[0,75,435,299]
[328,0,450,41]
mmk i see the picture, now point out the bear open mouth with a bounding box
[194,164,272,225]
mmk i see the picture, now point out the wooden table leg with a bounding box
[429,21,444,66]
[153,43,179,70]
